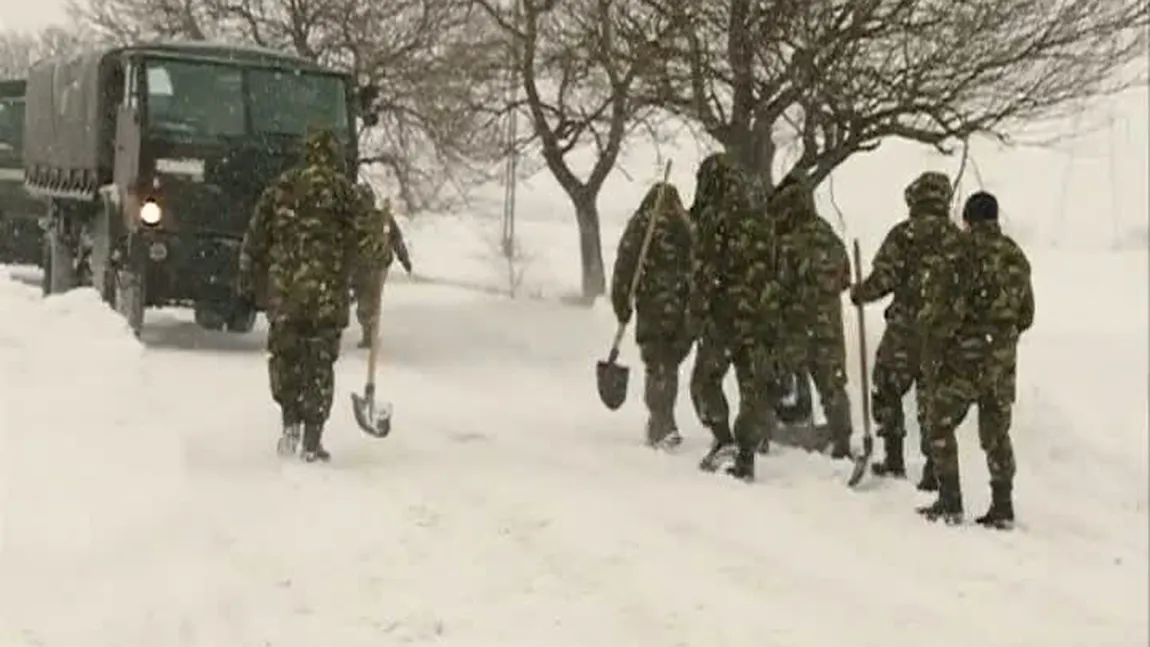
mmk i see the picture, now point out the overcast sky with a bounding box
[0,0,67,31]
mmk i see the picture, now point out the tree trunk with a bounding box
[573,194,606,303]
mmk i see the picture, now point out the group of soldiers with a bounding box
[611,155,1034,529]
[233,127,1033,529]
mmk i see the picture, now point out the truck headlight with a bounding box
[140,200,162,225]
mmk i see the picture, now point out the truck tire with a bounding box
[193,305,226,331]
[45,226,77,295]
[225,304,256,333]
[114,268,145,337]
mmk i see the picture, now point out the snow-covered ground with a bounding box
[0,92,1146,646]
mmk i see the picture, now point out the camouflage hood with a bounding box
[301,127,346,173]
[638,181,689,225]
[904,171,953,219]
[691,153,751,220]
[770,173,817,232]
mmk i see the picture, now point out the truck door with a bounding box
[113,59,142,231]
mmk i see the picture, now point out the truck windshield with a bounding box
[144,59,350,141]
[0,97,24,154]
[247,68,349,137]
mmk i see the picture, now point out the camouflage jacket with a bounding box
[353,199,412,289]
[239,130,389,329]
[688,153,782,348]
[923,221,1034,399]
[610,182,694,348]
[774,183,850,365]
[852,204,964,332]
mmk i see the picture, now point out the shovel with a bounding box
[847,238,874,487]
[351,264,394,438]
[596,160,672,410]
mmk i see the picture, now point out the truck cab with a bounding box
[24,42,373,335]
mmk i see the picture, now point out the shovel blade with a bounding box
[351,391,393,438]
[596,359,629,410]
[847,435,874,488]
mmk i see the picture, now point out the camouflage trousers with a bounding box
[690,337,777,450]
[787,334,853,441]
[352,268,386,341]
[640,340,693,439]
[925,356,1019,485]
[267,317,342,427]
[871,325,929,456]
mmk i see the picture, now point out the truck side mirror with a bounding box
[357,83,380,112]
[357,83,381,129]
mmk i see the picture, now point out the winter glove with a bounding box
[617,303,633,326]
[399,255,413,274]
[848,284,864,306]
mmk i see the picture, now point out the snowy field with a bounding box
[0,92,1147,646]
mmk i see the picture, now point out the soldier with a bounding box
[772,175,854,458]
[849,171,964,489]
[352,183,412,348]
[610,181,695,449]
[688,153,782,481]
[916,191,1034,527]
[238,128,389,462]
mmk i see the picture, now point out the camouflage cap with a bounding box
[904,171,953,208]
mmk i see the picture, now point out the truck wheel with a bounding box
[114,269,145,337]
[193,304,226,331]
[46,227,77,295]
[39,236,51,297]
[225,304,256,333]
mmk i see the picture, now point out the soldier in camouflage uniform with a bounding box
[688,153,783,481]
[772,175,854,458]
[916,191,1034,528]
[351,183,412,348]
[849,171,963,489]
[610,182,695,450]
[239,128,389,462]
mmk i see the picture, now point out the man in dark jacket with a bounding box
[773,176,854,458]
[610,181,695,449]
[688,153,783,481]
[916,191,1034,528]
[239,128,389,462]
[352,183,412,348]
[849,171,964,489]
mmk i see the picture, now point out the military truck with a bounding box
[0,79,45,265]
[23,42,378,335]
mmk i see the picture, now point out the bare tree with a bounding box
[638,0,1149,201]
[71,0,509,214]
[471,0,675,301]
[0,25,94,77]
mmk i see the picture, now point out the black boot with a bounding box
[277,410,303,457]
[976,481,1015,530]
[300,423,331,462]
[871,433,907,478]
[725,446,755,482]
[646,415,682,450]
[916,458,939,492]
[699,422,736,472]
[916,473,963,524]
